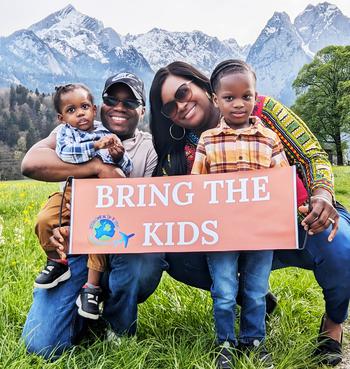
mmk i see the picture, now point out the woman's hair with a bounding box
[53,83,94,114]
[149,61,212,176]
[210,59,257,93]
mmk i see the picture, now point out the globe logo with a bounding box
[93,218,116,241]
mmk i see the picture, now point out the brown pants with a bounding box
[35,188,106,272]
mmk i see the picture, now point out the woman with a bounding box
[149,61,350,366]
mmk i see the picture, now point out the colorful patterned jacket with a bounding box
[184,96,334,200]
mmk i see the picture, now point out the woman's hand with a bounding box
[48,226,70,259]
[299,189,339,242]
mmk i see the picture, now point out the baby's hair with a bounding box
[53,83,94,113]
[210,59,257,93]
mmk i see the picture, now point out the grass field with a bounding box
[0,166,349,369]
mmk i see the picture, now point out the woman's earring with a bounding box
[169,123,186,141]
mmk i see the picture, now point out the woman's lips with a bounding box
[183,104,196,120]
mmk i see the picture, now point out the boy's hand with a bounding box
[94,135,118,150]
[48,226,70,259]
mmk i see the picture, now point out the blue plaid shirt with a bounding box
[56,121,133,176]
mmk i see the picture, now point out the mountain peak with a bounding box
[58,4,76,16]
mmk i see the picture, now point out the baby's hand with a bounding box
[109,142,125,161]
[94,135,118,150]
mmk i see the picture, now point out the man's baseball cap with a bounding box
[102,72,146,106]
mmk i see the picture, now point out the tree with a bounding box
[293,46,350,165]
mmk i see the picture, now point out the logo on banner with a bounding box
[89,215,135,248]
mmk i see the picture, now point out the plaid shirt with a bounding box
[56,121,133,175]
[191,117,289,174]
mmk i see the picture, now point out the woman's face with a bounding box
[160,75,213,131]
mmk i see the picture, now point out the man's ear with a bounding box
[57,113,63,122]
[212,93,219,108]
[139,106,146,118]
[93,104,97,117]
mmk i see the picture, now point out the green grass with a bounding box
[0,168,349,369]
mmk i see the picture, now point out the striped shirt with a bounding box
[56,121,133,175]
[191,117,289,175]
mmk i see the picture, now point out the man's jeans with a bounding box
[22,253,167,360]
[207,251,273,345]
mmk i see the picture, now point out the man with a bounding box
[21,73,168,359]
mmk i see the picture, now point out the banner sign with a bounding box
[69,166,298,254]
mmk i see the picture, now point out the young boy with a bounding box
[34,83,133,320]
[192,60,307,369]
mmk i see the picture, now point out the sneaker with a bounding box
[34,259,71,289]
[76,286,102,320]
[239,341,274,369]
[315,314,343,366]
[216,341,235,369]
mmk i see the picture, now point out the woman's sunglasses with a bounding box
[102,95,142,110]
[161,80,193,119]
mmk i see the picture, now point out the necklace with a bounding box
[186,131,199,145]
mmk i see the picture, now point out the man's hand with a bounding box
[48,226,70,259]
[299,189,339,242]
[93,157,125,179]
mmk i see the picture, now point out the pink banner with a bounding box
[69,166,298,254]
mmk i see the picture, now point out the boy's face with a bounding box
[213,72,257,129]
[57,88,96,131]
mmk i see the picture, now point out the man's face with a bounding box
[100,83,145,140]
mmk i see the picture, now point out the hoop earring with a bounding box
[169,123,185,141]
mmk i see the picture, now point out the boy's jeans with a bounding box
[207,250,273,345]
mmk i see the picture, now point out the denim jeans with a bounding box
[22,253,167,360]
[207,251,273,345]
[166,207,350,324]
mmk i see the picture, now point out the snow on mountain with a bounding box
[0,5,153,98]
[0,3,349,105]
[247,12,312,105]
[123,28,245,75]
[29,4,118,62]
[294,2,350,52]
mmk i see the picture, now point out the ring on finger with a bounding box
[327,217,335,224]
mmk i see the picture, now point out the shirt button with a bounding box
[239,156,243,160]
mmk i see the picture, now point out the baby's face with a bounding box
[58,88,96,131]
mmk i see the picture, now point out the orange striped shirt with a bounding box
[191,117,289,174]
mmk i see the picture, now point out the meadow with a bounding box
[0,166,349,369]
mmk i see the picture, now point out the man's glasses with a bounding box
[103,95,142,110]
[161,80,193,119]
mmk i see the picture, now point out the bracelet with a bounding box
[311,195,334,207]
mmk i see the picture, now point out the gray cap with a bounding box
[102,72,146,106]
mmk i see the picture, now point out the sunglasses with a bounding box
[161,80,193,118]
[103,95,142,110]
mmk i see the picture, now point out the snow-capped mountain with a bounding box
[0,2,349,105]
[123,29,247,75]
[0,5,153,99]
[295,2,350,53]
[247,12,312,105]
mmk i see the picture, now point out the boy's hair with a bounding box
[210,59,257,93]
[53,83,94,114]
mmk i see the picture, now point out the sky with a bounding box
[1,0,350,45]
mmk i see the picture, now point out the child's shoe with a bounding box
[34,259,71,289]
[239,341,274,369]
[76,286,102,320]
[216,341,236,369]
